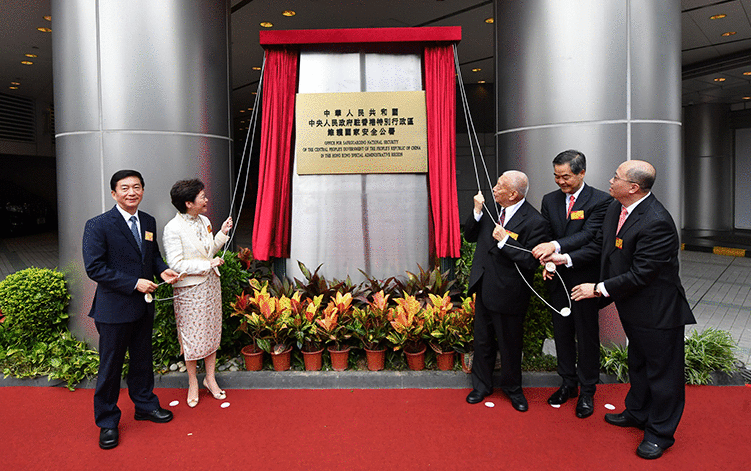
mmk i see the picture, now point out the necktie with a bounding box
[129,215,142,249]
[616,205,628,234]
[499,208,506,226]
[566,195,575,218]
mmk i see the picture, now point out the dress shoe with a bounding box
[604,412,642,429]
[636,440,664,459]
[547,385,578,405]
[203,378,226,400]
[99,427,118,450]
[466,389,490,404]
[505,392,528,412]
[575,395,594,418]
[134,407,173,423]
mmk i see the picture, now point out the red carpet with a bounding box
[1,384,748,470]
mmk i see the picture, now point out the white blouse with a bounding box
[162,212,229,288]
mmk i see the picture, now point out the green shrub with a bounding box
[600,328,738,385]
[684,328,737,385]
[0,267,70,345]
[0,267,98,390]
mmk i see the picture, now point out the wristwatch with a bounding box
[593,283,602,297]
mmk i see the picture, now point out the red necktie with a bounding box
[499,208,506,226]
[566,195,575,218]
[616,205,628,234]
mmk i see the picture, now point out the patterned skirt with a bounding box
[173,272,222,361]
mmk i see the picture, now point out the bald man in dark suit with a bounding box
[546,160,696,459]
[464,170,548,412]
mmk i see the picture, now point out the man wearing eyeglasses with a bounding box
[545,160,695,460]
[531,150,612,419]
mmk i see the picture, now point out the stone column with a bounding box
[494,0,681,347]
[51,0,232,343]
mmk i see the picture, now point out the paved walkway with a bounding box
[1,231,749,365]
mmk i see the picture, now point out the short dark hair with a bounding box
[110,170,144,191]
[552,150,586,174]
[170,179,205,213]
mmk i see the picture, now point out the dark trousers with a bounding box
[621,322,686,449]
[94,312,159,428]
[550,288,600,396]
[471,286,525,396]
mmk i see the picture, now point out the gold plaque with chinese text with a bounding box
[295,91,428,175]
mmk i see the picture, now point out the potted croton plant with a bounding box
[232,279,273,371]
[454,294,475,373]
[423,292,460,371]
[289,293,324,371]
[386,294,427,371]
[351,290,391,371]
[317,291,354,371]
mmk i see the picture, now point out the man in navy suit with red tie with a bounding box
[532,150,612,418]
[546,160,696,459]
[83,169,180,450]
[463,170,548,412]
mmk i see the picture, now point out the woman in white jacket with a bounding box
[163,179,232,407]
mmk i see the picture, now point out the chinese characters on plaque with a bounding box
[295,91,428,175]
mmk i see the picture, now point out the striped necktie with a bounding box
[566,195,575,218]
[129,215,142,249]
[616,206,628,234]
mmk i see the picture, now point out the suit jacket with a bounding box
[464,201,548,314]
[570,195,696,329]
[541,184,612,287]
[83,206,170,324]
[162,212,229,288]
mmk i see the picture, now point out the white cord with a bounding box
[454,46,571,317]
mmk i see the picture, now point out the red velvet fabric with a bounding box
[424,45,461,258]
[252,47,298,260]
[260,27,461,46]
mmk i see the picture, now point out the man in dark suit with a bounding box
[546,160,696,459]
[531,150,611,418]
[464,170,548,412]
[83,169,180,450]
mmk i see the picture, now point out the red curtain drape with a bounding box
[424,44,461,258]
[252,47,299,260]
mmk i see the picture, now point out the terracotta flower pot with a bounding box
[460,352,473,374]
[404,345,427,371]
[301,347,324,371]
[436,350,456,371]
[241,344,264,371]
[270,345,293,371]
[364,347,386,371]
[327,345,351,371]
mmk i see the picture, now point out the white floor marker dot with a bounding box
[484,401,495,408]
[221,402,230,408]
[550,403,561,408]
[605,403,616,410]
[169,400,179,407]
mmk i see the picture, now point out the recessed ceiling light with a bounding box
[485,17,494,24]
[252,66,261,71]
[247,107,253,111]
[9,86,19,90]
[478,80,486,84]
[25,53,37,58]
[260,21,273,28]
[472,68,481,72]
[722,31,736,36]
[21,61,33,65]
[37,27,52,33]
[744,72,751,76]
[714,77,726,82]
[252,92,257,95]
[743,96,751,100]
[710,14,726,20]
[282,10,295,17]
[11,81,20,85]
[239,109,245,113]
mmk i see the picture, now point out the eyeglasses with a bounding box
[612,172,639,186]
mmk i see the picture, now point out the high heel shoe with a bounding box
[203,378,226,400]
[187,386,199,408]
